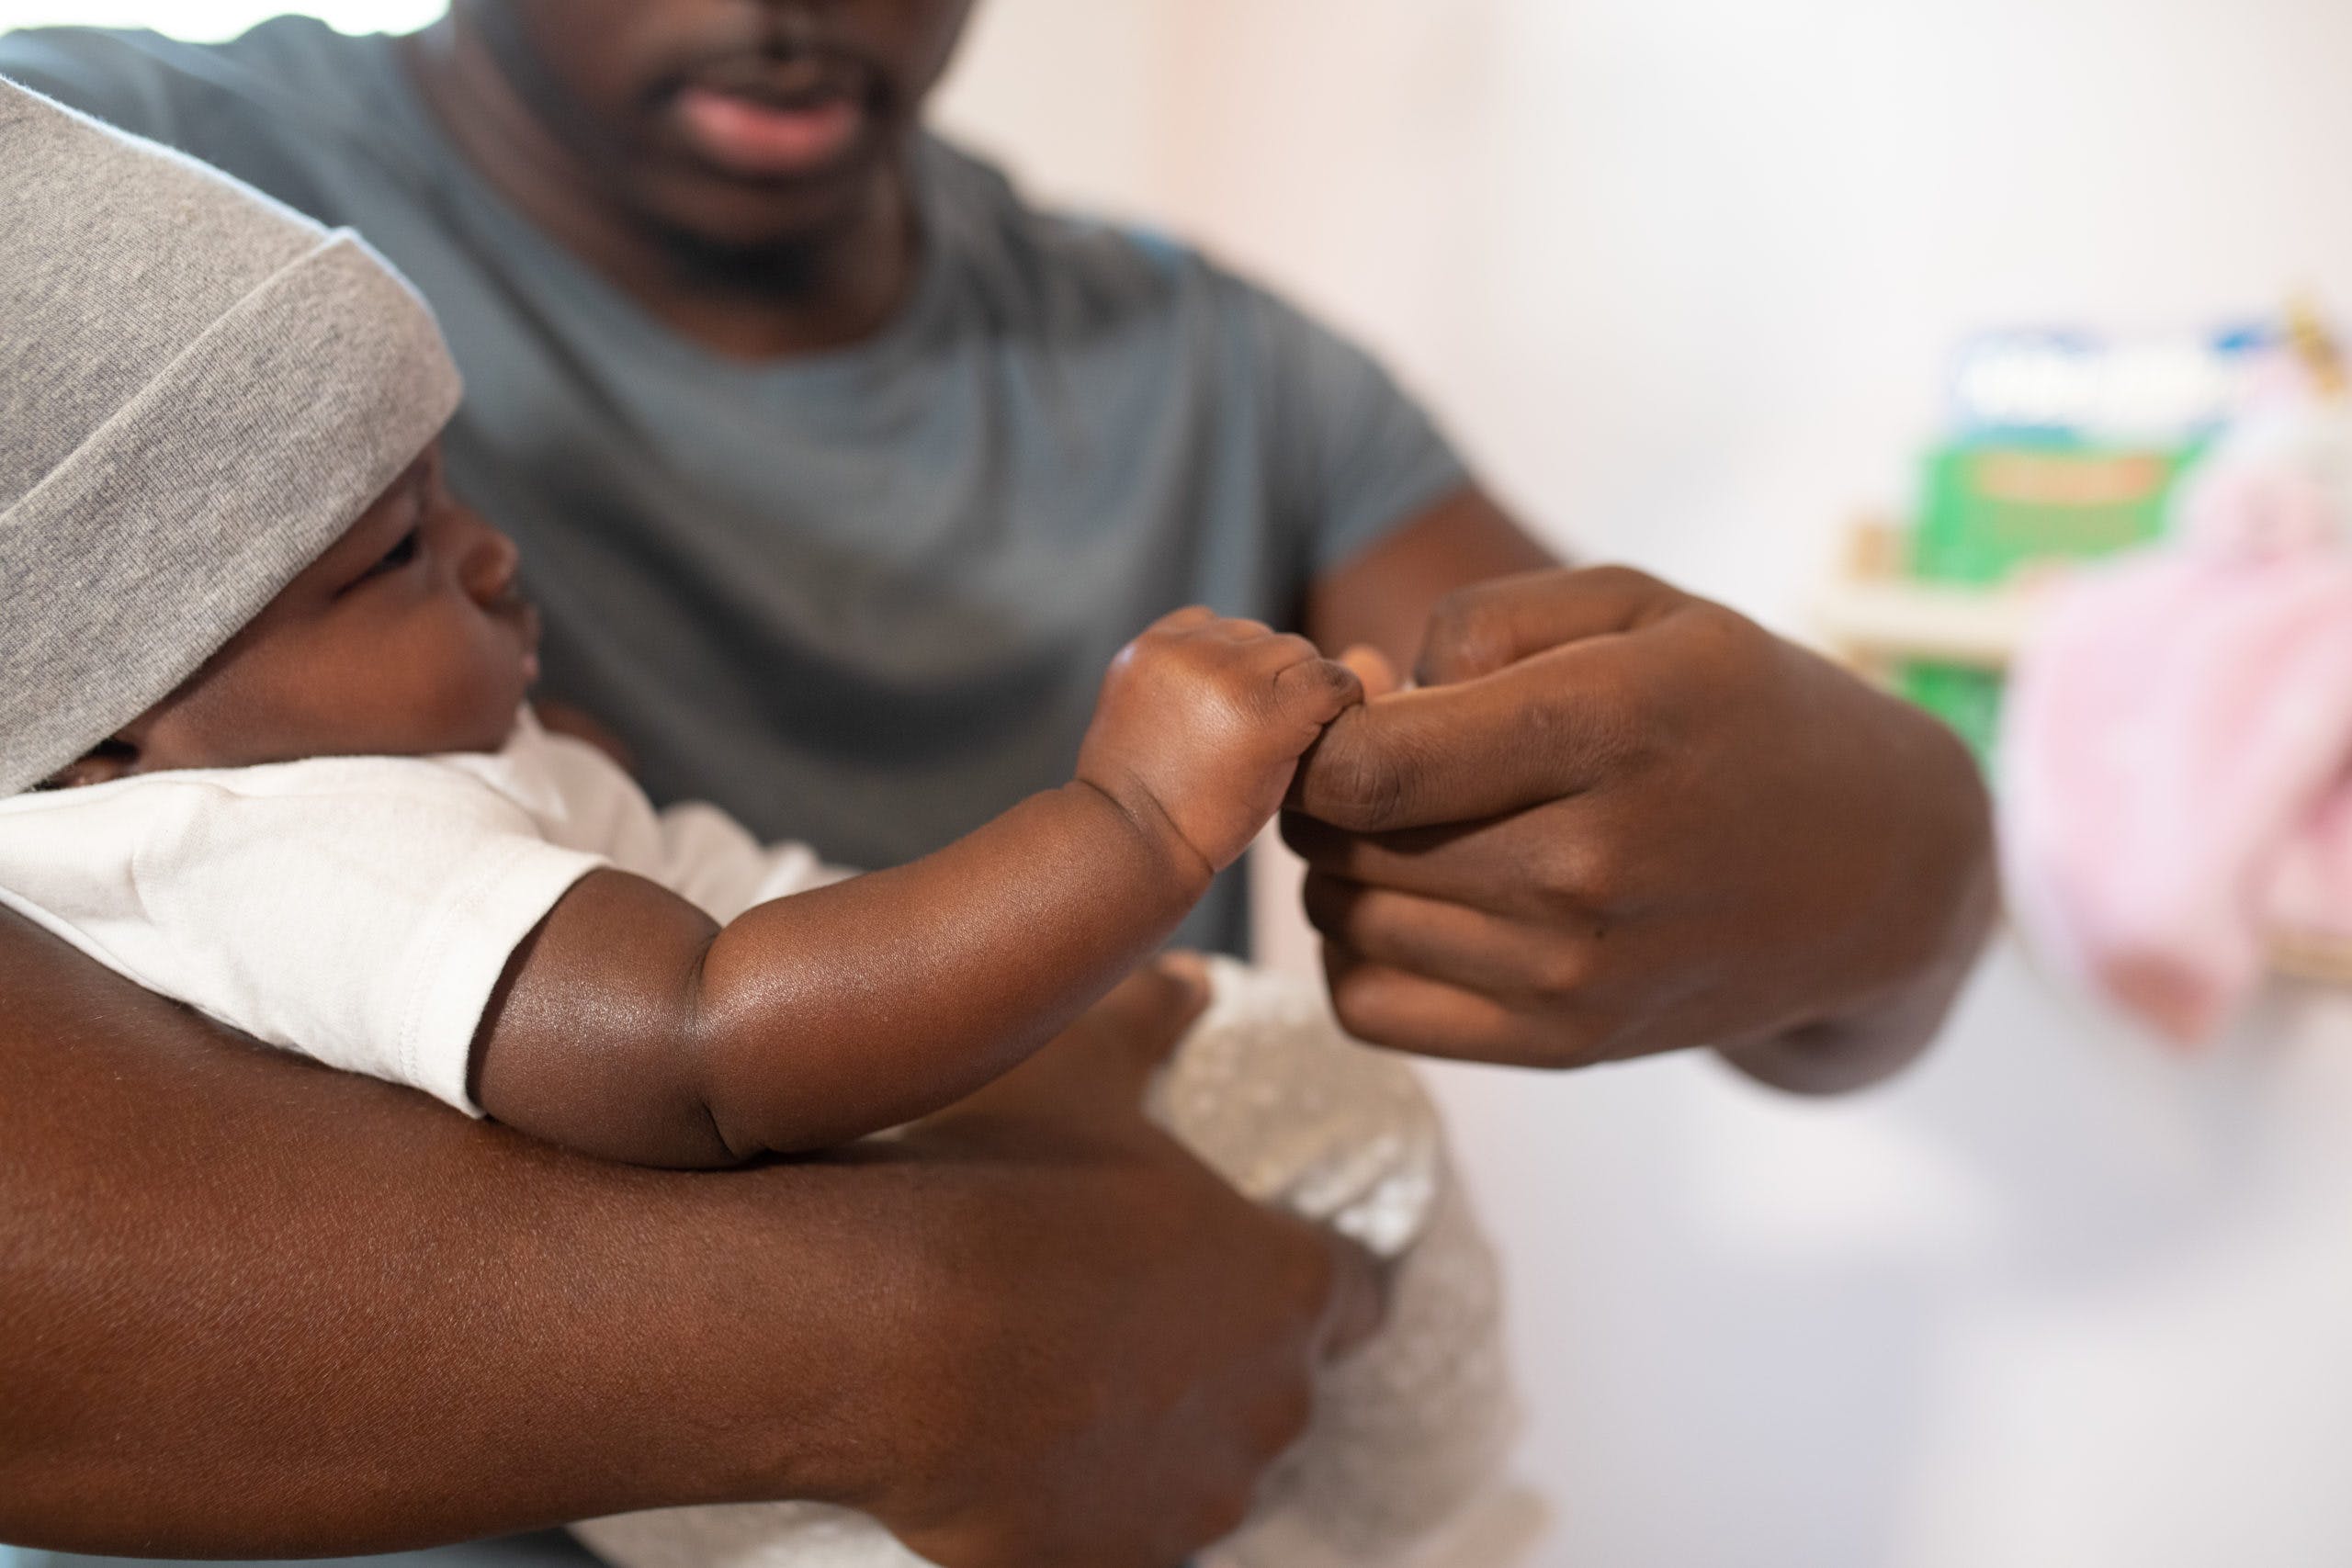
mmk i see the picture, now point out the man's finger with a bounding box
[1280,810,1541,913]
[1416,564,1678,686]
[1289,640,1638,833]
[1321,944,1566,1065]
[1302,873,1587,1001]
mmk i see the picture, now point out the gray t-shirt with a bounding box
[0,18,1464,948]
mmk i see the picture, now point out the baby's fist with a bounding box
[1080,608,1363,875]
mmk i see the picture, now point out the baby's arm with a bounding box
[472,610,1363,1167]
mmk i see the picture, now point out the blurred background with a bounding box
[9,1,2352,1563]
[944,10,2352,1564]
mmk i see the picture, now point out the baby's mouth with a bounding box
[495,598,543,682]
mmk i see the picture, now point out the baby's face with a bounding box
[90,441,540,778]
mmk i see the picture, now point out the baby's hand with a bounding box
[1079,607,1365,875]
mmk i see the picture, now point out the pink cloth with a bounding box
[1998,411,2352,1043]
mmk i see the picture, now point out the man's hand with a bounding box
[1285,566,1996,1093]
[853,953,1385,1568]
[1080,607,1365,876]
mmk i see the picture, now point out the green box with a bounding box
[1902,443,2198,760]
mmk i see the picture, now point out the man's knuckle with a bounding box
[1689,593,1759,646]
[1681,599,1773,691]
[1423,586,1511,673]
[1577,841,1636,906]
[1577,563,1666,600]
[1529,833,1606,906]
[1531,942,1599,1002]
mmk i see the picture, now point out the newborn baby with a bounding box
[0,80,1523,1568]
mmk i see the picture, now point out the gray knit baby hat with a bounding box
[1,78,462,794]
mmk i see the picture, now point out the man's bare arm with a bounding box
[1305,485,1559,671]
[0,916,1374,1568]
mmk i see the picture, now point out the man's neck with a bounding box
[400,21,919,363]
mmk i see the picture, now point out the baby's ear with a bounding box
[40,737,141,790]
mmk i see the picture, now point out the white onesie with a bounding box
[0,711,1533,1568]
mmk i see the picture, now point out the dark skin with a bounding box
[0,923,1376,1566]
[62,442,1365,1167]
[4,0,1996,1553]
[1295,547,1997,1094]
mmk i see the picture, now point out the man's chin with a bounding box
[628,167,892,283]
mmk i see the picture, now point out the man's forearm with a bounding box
[1718,686,1999,1096]
[0,912,967,1552]
[1715,848,1996,1096]
[2,913,1363,1568]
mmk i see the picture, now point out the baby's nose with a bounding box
[458,513,523,603]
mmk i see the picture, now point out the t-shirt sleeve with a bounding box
[0,28,205,142]
[0,23,358,217]
[1228,276,1472,577]
[0,764,605,1116]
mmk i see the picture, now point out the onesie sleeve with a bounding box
[0,761,605,1115]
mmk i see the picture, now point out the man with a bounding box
[0,2,1996,1564]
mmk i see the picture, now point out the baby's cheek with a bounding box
[406,614,525,753]
[458,631,530,745]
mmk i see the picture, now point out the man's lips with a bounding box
[673,84,867,179]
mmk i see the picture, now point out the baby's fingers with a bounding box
[1146,604,1223,637]
[1269,653,1366,730]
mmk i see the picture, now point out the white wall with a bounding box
[943,5,2352,1565]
